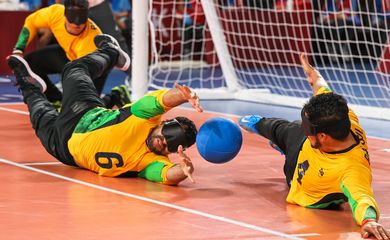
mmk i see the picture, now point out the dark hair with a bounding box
[64,0,89,9]
[303,92,350,140]
[175,116,198,147]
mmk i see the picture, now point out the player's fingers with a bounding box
[190,99,203,113]
[175,82,190,96]
[378,227,389,240]
[361,231,369,239]
[300,53,306,63]
[195,104,204,113]
[372,227,383,240]
[174,82,181,90]
[186,168,195,183]
[177,145,184,155]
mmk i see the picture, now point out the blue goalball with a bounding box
[196,117,243,164]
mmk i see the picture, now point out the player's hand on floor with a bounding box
[175,82,203,113]
[361,221,390,240]
[177,145,195,183]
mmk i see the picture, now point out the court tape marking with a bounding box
[0,157,312,240]
[0,106,29,115]
[291,233,321,237]
[24,162,62,166]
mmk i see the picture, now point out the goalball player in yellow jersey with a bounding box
[7,34,203,185]
[239,53,390,239]
[12,0,130,109]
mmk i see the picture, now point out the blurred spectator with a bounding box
[0,0,29,11]
[111,0,132,58]
[275,0,311,10]
[243,0,274,9]
[20,0,41,9]
[177,0,205,61]
[312,0,388,64]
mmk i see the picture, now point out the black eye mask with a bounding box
[65,7,88,25]
[162,119,187,153]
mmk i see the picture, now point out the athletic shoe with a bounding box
[111,84,131,108]
[238,115,263,134]
[94,34,130,71]
[6,55,47,93]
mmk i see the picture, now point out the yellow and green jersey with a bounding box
[14,4,101,60]
[68,90,176,185]
[287,87,379,225]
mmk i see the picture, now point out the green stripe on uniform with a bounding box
[74,107,121,133]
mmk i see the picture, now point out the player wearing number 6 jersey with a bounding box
[7,34,203,185]
[239,53,390,239]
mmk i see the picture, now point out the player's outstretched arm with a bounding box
[300,53,329,95]
[162,83,203,112]
[166,145,195,185]
[361,220,390,239]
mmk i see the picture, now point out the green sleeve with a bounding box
[138,161,165,183]
[363,206,377,220]
[14,27,30,52]
[130,90,168,119]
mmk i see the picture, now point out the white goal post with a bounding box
[132,0,390,120]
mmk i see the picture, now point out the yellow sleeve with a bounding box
[161,163,177,185]
[147,89,171,111]
[341,163,380,225]
[315,86,332,95]
[15,5,61,51]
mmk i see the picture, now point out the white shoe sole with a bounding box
[102,34,131,71]
[11,55,47,93]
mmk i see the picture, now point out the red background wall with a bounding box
[0,11,37,75]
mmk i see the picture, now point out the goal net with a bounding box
[132,0,390,120]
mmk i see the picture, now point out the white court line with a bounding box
[23,162,62,166]
[0,158,306,240]
[0,106,29,115]
[0,77,11,83]
[0,102,24,105]
[291,233,321,237]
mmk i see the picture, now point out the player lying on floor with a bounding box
[239,53,390,240]
[7,34,203,185]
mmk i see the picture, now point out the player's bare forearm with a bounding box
[300,53,329,95]
[166,164,191,185]
[166,146,195,185]
[163,83,203,112]
[162,88,187,108]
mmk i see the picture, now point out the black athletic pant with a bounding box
[254,118,307,186]
[21,47,118,166]
[24,44,109,103]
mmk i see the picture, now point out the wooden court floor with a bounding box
[0,103,389,240]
